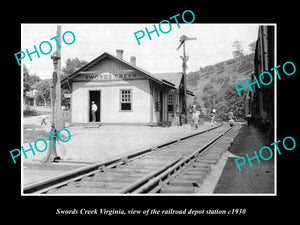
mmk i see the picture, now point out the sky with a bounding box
[21,23,260,79]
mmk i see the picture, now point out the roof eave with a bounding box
[61,52,174,89]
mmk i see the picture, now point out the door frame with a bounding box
[88,90,101,123]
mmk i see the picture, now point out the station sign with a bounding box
[74,71,144,82]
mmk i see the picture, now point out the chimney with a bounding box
[130,56,136,66]
[116,49,123,60]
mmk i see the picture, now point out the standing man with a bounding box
[192,105,199,129]
[246,113,252,126]
[228,109,235,127]
[211,108,217,126]
[40,114,47,126]
[91,101,98,122]
[228,109,234,120]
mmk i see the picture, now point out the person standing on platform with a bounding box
[228,109,235,127]
[246,113,252,126]
[41,114,47,126]
[192,106,199,129]
[211,108,217,126]
[228,109,234,120]
[212,107,216,114]
[229,118,235,127]
[91,101,98,122]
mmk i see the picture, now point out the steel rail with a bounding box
[23,124,222,194]
[118,157,183,194]
[122,126,233,194]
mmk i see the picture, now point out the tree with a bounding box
[61,58,88,107]
[232,41,244,63]
[62,58,88,78]
[215,100,228,120]
[202,83,218,110]
[201,81,247,120]
[248,41,256,54]
[23,64,41,87]
[35,79,51,106]
[191,96,202,111]
[224,85,247,119]
[23,64,41,105]
[23,64,30,99]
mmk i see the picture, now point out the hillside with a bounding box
[186,53,254,118]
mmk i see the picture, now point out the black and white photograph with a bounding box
[20,23,275,195]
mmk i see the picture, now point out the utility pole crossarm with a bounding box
[177,35,197,50]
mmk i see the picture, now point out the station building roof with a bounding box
[61,51,194,95]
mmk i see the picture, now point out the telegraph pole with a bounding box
[55,25,63,131]
[182,41,188,124]
[177,35,196,124]
[43,25,62,162]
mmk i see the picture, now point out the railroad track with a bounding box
[24,123,239,194]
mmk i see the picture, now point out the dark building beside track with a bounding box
[248,26,275,136]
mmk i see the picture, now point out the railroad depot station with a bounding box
[61,49,194,126]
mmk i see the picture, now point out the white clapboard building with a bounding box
[61,50,194,126]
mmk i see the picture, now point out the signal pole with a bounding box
[54,25,63,131]
[43,25,62,162]
[177,35,196,124]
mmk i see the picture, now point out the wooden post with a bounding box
[55,25,63,130]
[182,41,187,124]
[43,25,62,162]
[177,35,196,125]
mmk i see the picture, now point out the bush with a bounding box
[238,60,253,73]
[23,108,38,117]
[226,58,236,65]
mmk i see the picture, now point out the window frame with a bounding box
[167,93,174,112]
[120,89,133,112]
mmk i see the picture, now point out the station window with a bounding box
[167,94,174,112]
[120,89,132,111]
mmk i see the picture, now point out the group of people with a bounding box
[191,106,219,129]
[190,106,237,129]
